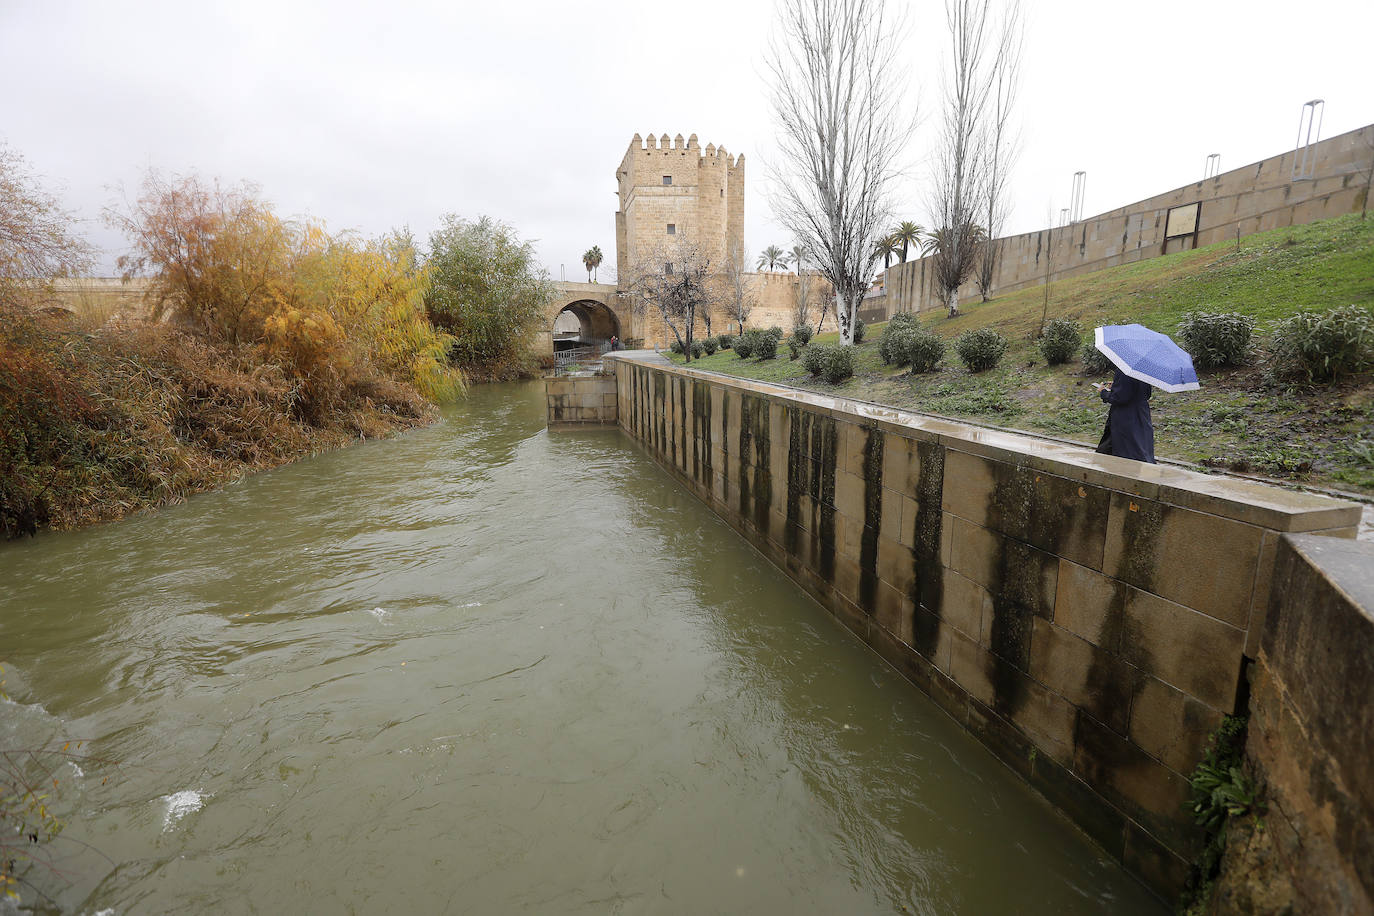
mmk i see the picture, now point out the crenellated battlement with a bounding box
[615,131,745,286]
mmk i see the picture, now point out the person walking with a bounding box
[1094,371,1155,463]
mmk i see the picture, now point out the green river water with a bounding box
[0,380,1165,914]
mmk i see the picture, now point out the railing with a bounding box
[554,346,597,366]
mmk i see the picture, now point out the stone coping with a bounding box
[607,353,1362,533]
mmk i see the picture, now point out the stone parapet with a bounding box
[610,355,1362,901]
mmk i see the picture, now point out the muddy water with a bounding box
[0,381,1164,913]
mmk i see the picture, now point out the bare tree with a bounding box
[766,0,910,345]
[723,240,755,335]
[975,0,1023,302]
[623,238,724,361]
[790,243,815,329]
[929,0,996,318]
[0,143,93,306]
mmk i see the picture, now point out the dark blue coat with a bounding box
[1095,370,1156,463]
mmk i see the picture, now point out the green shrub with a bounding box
[1081,340,1113,375]
[1177,311,1254,369]
[852,317,867,343]
[717,333,733,350]
[1039,318,1082,366]
[802,342,827,376]
[823,344,856,384]
[788,338,803,360]
[792,324,813,346]
[702,336,718,355]
[954,328,1008,372]
[1271,305,1374,382]
[733,331,754,358]
[902,330,945,373]
[668,338,685,355]
[690,339,704,359]
[878,313,919,364]
[755,328,781,360]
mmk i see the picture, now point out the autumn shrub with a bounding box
[1177,311,1254,369]
[1039,318,1082,366]
[955,328,1009,372]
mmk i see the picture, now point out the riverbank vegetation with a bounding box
[1,145,551,538]
[671,213,1374,497]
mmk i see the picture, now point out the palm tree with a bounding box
[757,245,789,272]
[789,243,809,272]
[587,245,603,282]
[893,221,923,263]
[874,235,900,269]
[582,248,595,282]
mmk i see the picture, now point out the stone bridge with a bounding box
[536,281,637,357]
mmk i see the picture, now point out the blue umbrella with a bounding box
[1094,324,1200,392]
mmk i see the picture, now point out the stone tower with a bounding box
[614,133,745,278]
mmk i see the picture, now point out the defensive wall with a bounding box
[591,354,1365,902]
[875,123,1374,316]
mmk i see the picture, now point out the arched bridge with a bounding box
[538,281,637,357]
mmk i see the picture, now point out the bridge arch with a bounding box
[553,298,621,351]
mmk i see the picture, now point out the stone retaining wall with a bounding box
[609,354,1362,900]
[545,372,617,425]
[1216,534,1374,912]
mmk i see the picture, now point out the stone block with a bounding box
[835,512,864,565]
[1073,711,1199,856]
[1246,529,1279,658]
[834,555,862,602]
[950,517,1058,621]
[1052,559,1121,649]
[873,585,911,643]
[1103,492,1262,627]
[939,570,989,642]
[967,697,1036,780]
[834,468,865,521]
[881,434,915,493]
[839,420,866,477]
[941,449,995,524]
[880,485,903,537]
[898,494,920,549]
[1128,675,1224,777]
[1122,822,1190,902]
[1124,586,1246,712]
[928,667,969,726]
[948,628,996,707]
[876,534,914,596]
[1028,751,1127,859]
[1029,618,1138,735]
[1007,674,1078,766]
[870,622,930,692]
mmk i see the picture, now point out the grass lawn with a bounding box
[668,213,1374,498]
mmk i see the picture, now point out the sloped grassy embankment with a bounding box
[673,213,1374,497]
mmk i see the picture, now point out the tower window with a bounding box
[664,262,673,275]
[662,175,672,186]
[720,189,724,197]
[666,224,676,235]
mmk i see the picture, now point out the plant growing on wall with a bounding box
[765,0,911,345]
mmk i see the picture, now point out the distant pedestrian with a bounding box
[610,336,620,351]
[1094,370,1155,463]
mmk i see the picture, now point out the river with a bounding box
[0,380,1164,913]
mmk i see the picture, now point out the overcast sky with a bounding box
[3,0,1371,279]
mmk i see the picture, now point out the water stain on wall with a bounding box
[692,380,713,490]
[859,426,884,614]
[910,440,946,658]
